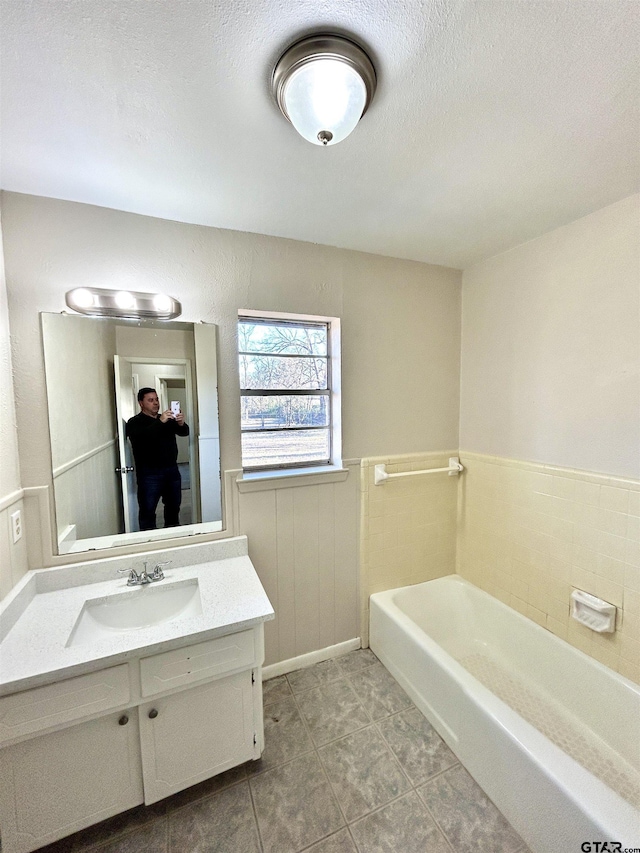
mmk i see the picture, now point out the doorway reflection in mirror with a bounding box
[126,388,189,531]
[41,313,222,555]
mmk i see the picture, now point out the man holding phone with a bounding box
[125,387,189,531]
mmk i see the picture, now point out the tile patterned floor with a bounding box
[34,650,531,853]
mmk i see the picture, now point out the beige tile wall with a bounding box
[457,451,640,685]
[359,451,459,645]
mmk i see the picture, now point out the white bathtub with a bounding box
[369,575,640,853]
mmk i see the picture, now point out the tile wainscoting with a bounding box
[359,452,459,646]
[457,451,640,685]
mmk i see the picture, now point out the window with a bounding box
[238,311,341,472]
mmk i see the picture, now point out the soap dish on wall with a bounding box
[570,589,616,633]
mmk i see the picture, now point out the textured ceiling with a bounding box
[1,0,638,268]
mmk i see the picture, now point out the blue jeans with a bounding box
[136,466,182,531]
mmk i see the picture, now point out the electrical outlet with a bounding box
[10,510,22,544]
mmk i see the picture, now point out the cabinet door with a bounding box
[139,670,255,804]
[0,710,143,853]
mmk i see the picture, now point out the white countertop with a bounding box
[0,541,274,696]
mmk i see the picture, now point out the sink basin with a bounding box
[67,579,202,646]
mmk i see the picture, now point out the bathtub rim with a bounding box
[371,573,640,700]
[369,574,640,849]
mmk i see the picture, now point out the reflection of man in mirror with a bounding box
[125,388,190,531]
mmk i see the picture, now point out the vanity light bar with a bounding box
[65,287,182,320]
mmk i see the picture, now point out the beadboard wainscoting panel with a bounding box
[234,462,360,667]
[457,451,640,685]
[333,467,360,652]
[53,440,120,546]
[293,486,322,657]
[275,488,297,662]
[234,486,280,667]
[318,485,337,650]
[0,493,29,600]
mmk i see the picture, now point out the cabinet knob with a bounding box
[148,708,158,719]
[118,715,129,726]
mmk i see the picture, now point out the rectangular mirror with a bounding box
[41,313,222,554]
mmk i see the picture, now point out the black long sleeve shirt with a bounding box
[125,413,189,470]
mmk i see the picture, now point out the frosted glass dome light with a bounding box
[273,35,376,147]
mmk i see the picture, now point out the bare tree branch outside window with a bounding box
[238,318,331,469]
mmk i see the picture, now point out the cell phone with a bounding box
[170,401,180,416]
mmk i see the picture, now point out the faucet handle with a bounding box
[151,560,170,581]
[118,568,140,585]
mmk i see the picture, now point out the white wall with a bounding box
[457,194,640,683]
[460,194,640,478]
[41,313,120,541]
[0,216,20,495]
[2,192,462,484]
[42,313,117,470]
[3,189,637,673]
[115,326,195,361]
[0,212,28,597]
[1,192,462,664]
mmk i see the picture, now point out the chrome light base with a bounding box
[272,34,377,129]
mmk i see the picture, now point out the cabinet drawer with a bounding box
[140,630,255,697]
[0,665,130,745]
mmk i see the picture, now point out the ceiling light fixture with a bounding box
[65,287,182,320]
[272,34,376,147]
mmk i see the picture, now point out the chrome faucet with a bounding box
[118,566,150,586]
[118,561,171,586]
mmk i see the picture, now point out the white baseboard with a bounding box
[262,638,361,680]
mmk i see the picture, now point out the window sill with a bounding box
[236,464,350,493]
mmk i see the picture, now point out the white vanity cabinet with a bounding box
[137,629,262,804]
[0,709,144,853]
[0,625,265,853]
[139,670,255,803]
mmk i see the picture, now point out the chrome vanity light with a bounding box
[272,34,377,146]
[65,286,182,319]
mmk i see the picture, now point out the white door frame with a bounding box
[115,357,199,531]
